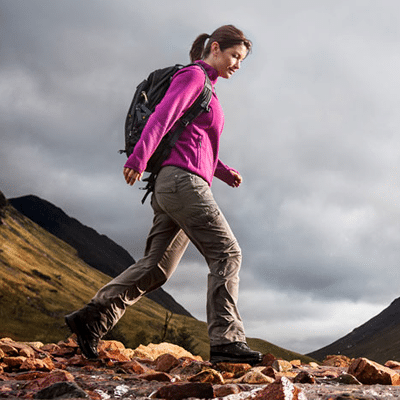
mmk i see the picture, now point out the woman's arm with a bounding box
[215,159,243,187]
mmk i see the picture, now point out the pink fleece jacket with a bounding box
[123,60,238,187]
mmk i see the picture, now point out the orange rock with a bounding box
[214,362,252,377]
[0,343,19,356]
[16,371,48,380]
[213,384,241,397]
[119,359,149,374]
[155,353,180,372]
[235,369,275,384]
[348,357,400,385]
[131,342,202,361]
[221,371,235,379]
[0,339,36,358]
[98,340,126,352]
[385,360,400,370]
[24,369,75,391]
[272,359,293,372]
[99,349,131,362]
[40,343,61,353]
[188,368,224,384]
[322,355,352,367]
[20,356,55,372]
[260,353,277,366]
[3,356,27,369]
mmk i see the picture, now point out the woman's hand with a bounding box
[123,167,143,186]
[231,171,243,188]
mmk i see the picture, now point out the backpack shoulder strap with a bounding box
[140,63,213,204]
[167,63,212,148]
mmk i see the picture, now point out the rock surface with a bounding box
[1,337,400,399]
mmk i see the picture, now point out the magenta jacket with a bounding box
[124,60,238,187]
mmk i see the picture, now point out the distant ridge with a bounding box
[307,298,400,364]
[9,194,193,318]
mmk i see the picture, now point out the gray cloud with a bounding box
[2,0,400,353]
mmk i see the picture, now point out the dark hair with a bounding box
[189,25,252,62]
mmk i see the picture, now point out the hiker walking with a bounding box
[66,25,262,365]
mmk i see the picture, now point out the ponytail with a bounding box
[189,25,252,62]
[189,33,210,62]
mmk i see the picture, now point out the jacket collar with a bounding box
[195,60,219,85]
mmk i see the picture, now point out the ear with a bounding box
[210,41,221,56]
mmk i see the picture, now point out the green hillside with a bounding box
[0,199,314,363]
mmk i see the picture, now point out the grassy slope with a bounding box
[0,204,314,363]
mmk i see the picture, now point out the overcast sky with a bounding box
[2,0,400,355]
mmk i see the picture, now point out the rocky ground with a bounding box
[1,337,400,399]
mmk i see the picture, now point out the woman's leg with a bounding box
[65,194,190,356]
[154,167,246,346]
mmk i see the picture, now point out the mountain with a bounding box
[307,298,400,364]
[9,194,192,318]
[0,190,315,363]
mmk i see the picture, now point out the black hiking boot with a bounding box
[65,309,100,359]
[210,342,263,365]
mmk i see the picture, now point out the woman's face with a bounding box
[207,43,248,79]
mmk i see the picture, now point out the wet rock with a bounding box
[155,353,180,372]
[348,357,400,385]
[152,382,214,399]
[253,376,306,399]
[33,381,88,399]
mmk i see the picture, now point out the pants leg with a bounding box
[154,167,246,346]
[88,195,190,338]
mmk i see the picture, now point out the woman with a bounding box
[66,25,262,365]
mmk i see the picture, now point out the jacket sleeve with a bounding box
[124,66,205,173]
[214,159,239,186]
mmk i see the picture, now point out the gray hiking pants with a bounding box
[89,166,246,346]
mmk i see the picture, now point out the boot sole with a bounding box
[210,354,262,366]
